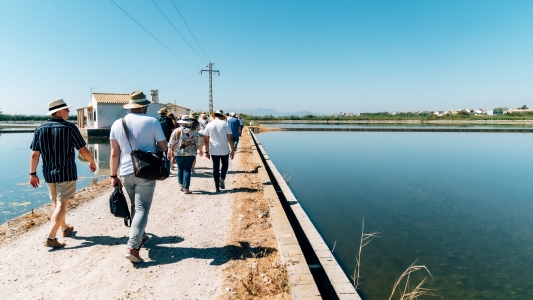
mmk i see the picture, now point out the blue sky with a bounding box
[1,1,532,115]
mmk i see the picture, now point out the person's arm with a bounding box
[109,139,122,187]
[78,146,97,172]
[227,134,235,159]
[157,140,168,152]
[29,151,40,188]
[204,136,210,160]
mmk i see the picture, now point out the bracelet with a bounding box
[29,172,37,176]
[110,175,118,178]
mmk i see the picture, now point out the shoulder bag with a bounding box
[109,186,131,226]
[121,118,169,181]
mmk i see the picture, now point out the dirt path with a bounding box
[0,130,288,299]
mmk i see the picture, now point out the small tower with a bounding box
[150,90,159,104]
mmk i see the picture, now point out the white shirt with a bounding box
[204,118,231,156]
[109,113,166,176]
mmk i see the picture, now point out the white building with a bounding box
[77,90,166,129]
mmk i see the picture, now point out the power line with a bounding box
[109,0,199,69]
[150,0,207,63]
[170,0,211,62]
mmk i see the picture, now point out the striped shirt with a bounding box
[30,118,87,183]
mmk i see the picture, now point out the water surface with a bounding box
[257,131,533,300]
[0,133,109,223]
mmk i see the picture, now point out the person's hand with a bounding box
[89,162,97,172]
[29,175,40,188]
[230,150,235,160]
[205,153,210,160]
[199,150,204,157]
[110,177,123,187]
[167,153,173,161]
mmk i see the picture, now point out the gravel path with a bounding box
[0,153,240,299]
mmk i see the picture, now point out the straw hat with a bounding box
[211,109,225,118]
[123,91,151,109]
[177,115,192,124]
[157,107,168,114]
[47,99,72,115]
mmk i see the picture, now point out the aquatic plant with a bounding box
[352,216,380,289]
[388,261,439,300]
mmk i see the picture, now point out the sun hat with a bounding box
[157,107,168,114]
[189,113,198,119]
[177,115,192,124]
[229,112,236,117]
[211,109,225,118]
[123,91,151,109]
[47,99,72,115]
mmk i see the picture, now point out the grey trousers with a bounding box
[122,174,156,249]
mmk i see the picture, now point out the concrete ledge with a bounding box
[251,130,361,300]
[250,143,321,299]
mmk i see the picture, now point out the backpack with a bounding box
[157,116,172,141]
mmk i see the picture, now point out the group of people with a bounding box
[29,91,244,264]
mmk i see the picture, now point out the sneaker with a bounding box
[138,235,150,250]
[62,225,74,237]
[220,178,225,189]
[125,248,142,263]
[44,238,66,248]
[216,187,221,193]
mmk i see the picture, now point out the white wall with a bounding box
[95,103,165,128]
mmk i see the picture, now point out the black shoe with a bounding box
[216,187,221,193]
[220,178,225,189]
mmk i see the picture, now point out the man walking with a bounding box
[204,110,235,193]
[29,99,97,248]
[157,107,174,173]
[227,112,241,149]
[109,91,167,263]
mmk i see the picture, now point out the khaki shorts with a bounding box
[47,181,76,202]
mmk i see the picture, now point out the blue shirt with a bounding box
[30,118,87,183]
[227,117,240,138]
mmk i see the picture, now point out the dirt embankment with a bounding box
[0,128,289,299]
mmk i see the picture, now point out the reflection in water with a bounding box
[0,133,111,223]
[258,131,533,300]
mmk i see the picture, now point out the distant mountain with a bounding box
[192,108,316,117]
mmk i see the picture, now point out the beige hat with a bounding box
[211,109,225,118]
[47,99,72,115]
[123,91,151,109]
[157,107,168,114]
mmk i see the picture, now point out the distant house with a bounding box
[76,90,166,129]
[164,103,191,117]
[506,108,533,114]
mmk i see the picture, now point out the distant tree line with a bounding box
[240,111,533,123]
[0,113,77,122]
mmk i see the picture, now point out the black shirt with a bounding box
[30,118,87,183]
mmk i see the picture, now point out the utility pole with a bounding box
[200,63,220,113]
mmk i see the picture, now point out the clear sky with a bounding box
[1,1,532,115]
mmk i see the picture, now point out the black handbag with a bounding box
[109,186,131,226]
[121,118,169,181]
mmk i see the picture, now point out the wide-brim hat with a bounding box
[47,99,72,115]
[123,91,151,109]
[158,107,168,114]
[229,112,236,117]
[177,115,192,124]
[212,109,225,118]
[189,113,198,119]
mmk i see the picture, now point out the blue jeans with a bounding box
[176,156,195,190]
[122,174,156,249]
[211,154,229,188]
[232,136,239,149]
[164,150,171,174]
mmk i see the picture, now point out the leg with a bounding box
[48,199,69,239]
[176,156,185,189]
[211,155,221,189]
[220,154,229,181]
[182,156,195,191]
[233,137,239,150]
[164,150,171,174]
[192,157,197,172]
[125,175,156,250]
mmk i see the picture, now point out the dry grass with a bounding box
[388,261,440,300]
[352,217,380,289]
[0,178,110,245]
[219,129,290,299]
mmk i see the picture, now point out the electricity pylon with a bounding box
[200,63,220,113]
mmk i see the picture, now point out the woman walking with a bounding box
[168,115,202,194]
